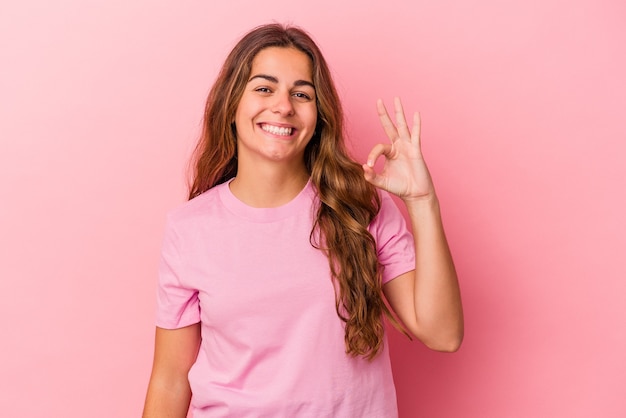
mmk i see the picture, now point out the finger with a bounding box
[411,111,421,147]
[393,97,411,139]
[377,99,399,142]
[365,143,393,168]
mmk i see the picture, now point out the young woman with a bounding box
[143,23,463,418]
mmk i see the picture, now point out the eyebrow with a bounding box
[248,74,315,90]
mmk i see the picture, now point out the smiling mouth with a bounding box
[261,124,293,136]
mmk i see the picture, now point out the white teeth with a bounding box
[262,124,293,136]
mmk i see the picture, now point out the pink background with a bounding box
[1,0,625,417]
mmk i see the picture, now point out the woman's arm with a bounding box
[382,197,463,352]
[143,324,201,417]
[363,97,463,352]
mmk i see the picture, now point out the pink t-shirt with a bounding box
[156,180,415,417]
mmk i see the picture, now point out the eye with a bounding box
[255,87,272,94]
[292,91,313,101]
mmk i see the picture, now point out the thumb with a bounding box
[362,163,386,189]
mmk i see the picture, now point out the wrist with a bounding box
[402,192,439,207]
[403,194,443,223]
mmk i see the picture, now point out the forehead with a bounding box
[250,47,313,81]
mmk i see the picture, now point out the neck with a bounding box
[229,161,310,208]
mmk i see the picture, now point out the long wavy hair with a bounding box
[188,23,407,360]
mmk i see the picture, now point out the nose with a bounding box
[271,91,294,116]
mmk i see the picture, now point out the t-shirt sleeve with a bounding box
[370,191,416,284]
[155,215,200,329]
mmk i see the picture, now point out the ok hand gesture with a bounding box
[362,97,436,202]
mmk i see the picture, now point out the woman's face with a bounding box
[234,47,317,169]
